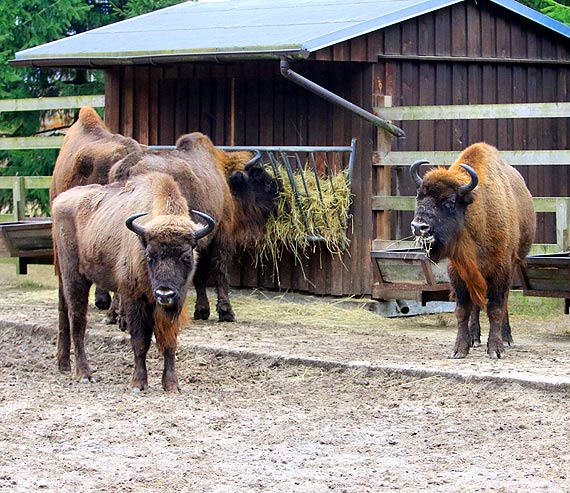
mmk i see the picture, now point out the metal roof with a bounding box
[11,0,570,67]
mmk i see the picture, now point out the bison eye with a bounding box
[442,196,456,211]
[181,250,194,265]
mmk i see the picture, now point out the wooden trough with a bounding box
[371,248,451,305]
[0,219,53,274]
[520,252,570,314]
[373,247,570,315]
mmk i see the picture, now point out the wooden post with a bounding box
[374,95,393,242]
[12,176,25,221]
[555,198,570,251]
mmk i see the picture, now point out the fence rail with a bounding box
[372,99,570,255]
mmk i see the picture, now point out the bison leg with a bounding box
[468,306,482,347]
[102,293,121,327]
[66,276,93,381]
[162,346,179,392]
[94,286,112,310]
[56,281,72,373]
[193,251,211,320]
[486,281,508,359]
[450,283,473,359]
[501,291,514,345]
[211,247,235,322]
[124,299,153,391]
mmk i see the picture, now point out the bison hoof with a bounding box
[194,308,210,320]
[449,350,469,359]
[218,310,236,323]
[502,335,514,346]
[79,375,95,384]
[58,361,71,373]
[131,381,148,392]
[102,314,118,325]
[487,340,504,359]
[94,294,112,310]
[162,378,180,393]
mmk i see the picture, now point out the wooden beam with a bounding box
[0,95,104,113]
[375,102,570,121]
[372,195,569,214]
[377,54,570,66]
[0,136,64,150]
[0,176,51,190]
[375,150,570,167]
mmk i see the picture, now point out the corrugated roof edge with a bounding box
[9,49,311,68]
[303,0,462,52]
[492,0,570,40]
[9,0,570,68]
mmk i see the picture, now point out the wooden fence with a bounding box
[1,95,570,254]
[0,95,104,222]
[373,98,570,254]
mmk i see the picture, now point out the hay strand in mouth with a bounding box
[254,164,353,276]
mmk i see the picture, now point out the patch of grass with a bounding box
[18,279,49,290]
[509,290,566,317]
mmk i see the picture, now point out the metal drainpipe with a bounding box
[279,58,405,139]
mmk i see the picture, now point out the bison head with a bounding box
[126,210,215,314]
[229,150,279,222]
[410,161,478,262]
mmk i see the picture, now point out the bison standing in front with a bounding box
[410,143,536,359]
[52,172,215,391]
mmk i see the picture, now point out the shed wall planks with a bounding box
[105,0,569,296]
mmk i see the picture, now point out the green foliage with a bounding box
[518,0,570,25]
[0,0,187,216]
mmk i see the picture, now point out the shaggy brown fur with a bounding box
[109,131,277,322]
[50,107,146,312]
[52,108,277,322]
[412,143,535,359]
[52,172,213,391]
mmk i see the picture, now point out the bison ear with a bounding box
[460,192,475,205]
[176,132,211,151]
[247,164,265,183]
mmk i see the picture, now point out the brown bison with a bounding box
[52,107,277,322]
[410,143,535,359]
[109,132,278,322]
[51,171,215,391]
[50,106,146,311]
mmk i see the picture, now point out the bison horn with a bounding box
[410,160,429,188]
[244,150,262,170]
[125,212,148,237]
[457,164,479,195]
[191,210,216,240]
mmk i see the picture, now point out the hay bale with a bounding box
[254,164,352,268]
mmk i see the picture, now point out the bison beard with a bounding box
[52,173,215,391]
[411,143,535,359]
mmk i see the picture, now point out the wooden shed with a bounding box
[13,0,570,299]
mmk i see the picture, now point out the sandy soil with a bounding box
[1,264,570,492]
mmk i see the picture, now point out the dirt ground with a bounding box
[1,264,570,492]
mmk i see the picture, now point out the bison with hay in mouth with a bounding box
[410,143,535,359]
[52,172,215,391]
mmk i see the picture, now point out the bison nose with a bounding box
[154,287,176,308]
[411,221,431,237]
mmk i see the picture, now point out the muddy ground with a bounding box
[1,264,570,492]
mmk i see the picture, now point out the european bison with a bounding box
[50,106,146,311]
[410,143,535,359]
[52,107,278,322]
[109,132,278,322]
[52,171,215,391]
